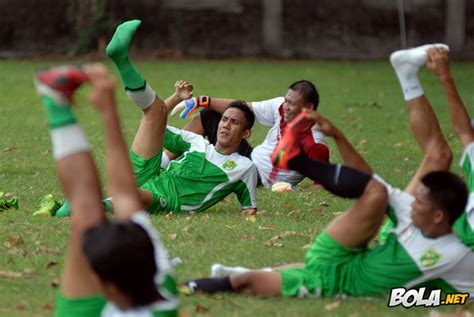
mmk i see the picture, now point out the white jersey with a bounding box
[101,212,178,317]
[456,142,474,249]
[376,177,474,297]
[250,97,327,188]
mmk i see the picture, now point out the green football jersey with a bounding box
[454,142,474,249]
[317,179,474,298]
[157,126,258,212]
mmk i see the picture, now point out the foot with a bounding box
[211,263,229,278]
[35,66,89,105]
[106,19,142,63]
[271,112,310,169]
[390,44,449,76]
[33,194,62,217]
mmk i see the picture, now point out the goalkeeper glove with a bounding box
[171,96,211,119]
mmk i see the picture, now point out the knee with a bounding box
[363,180,388,210]
[425,142,452,168]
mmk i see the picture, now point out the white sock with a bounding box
[160,152,171,169]
[126,83,157,110]
[211,264,271,278]
[50,124,90,160]
[390,44,449,101]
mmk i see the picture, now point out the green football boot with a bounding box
[33,194,62,216]
[0,192,19,211]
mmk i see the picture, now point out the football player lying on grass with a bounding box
[41,19,258,218]
[183,44,474,301]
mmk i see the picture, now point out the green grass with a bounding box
[0,59,473,316]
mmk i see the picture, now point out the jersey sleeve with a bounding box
[460,142,474,192]
[372,175,414,226]
[234,164,258,209]
[164,126,207,157]
[251,97,284,127]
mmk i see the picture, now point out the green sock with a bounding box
[42,95,76,129]
[106,19,146,90]
[54,201,71,218]
[103,198,113,213]
[55,199,112,218]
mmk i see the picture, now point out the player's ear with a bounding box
[433,209,446,225]
[243,129,251,139]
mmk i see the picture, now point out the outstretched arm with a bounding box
[85,65,142,220]
[426,48,474,147]
[306,110,372,174]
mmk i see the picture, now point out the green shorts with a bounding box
[129,150,180,213]
[280,231,363,298]
[55,291,106,317]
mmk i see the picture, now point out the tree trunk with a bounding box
[445,0,465,53]
[262,0,283,55]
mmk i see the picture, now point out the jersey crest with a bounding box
[420,248,442,268]
[223,160,237,171]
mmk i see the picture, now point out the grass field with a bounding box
[0,58,473,316]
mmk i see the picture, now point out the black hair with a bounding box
[289,80,320,110]
[421,171,468,226]
[82,220,159,307]
[225,100,255,130]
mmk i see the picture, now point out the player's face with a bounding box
[411,185,437,229]
[282,89,312,122]
[217,108,250,147]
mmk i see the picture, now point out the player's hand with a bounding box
[426,47,451,80]
[171,96,211,119]
[304,109,340,138]
[84,64,117,113]
[174,80,193,100]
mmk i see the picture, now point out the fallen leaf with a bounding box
[47,261,58,269]
[265,235,284,248]
[245,215,256,223]
[320,201,329,207]
[42,149,50,156]
[4,147,17,152]
[242,235,255,241]
[302,243,311,250]
[42,303,53,311]
[7,236,23,245]
[393,142,403,148]
[8,248,27,257]
[163,212,173,221]
[169,234,177,241]
[16,304,25,310]
[324,300,341,311]
[288,210,300,216]
[195,304,210,313]
[36,245,60,256]
[51,278,60,288]
[0,270,23,279]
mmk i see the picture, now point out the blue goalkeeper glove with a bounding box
[171,96,211,119]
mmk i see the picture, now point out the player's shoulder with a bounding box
[252,96,285,109]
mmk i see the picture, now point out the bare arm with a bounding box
[209,98,253,114]
[306,110,372,174]
[85,65,142,220]
[426,48,474,147]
